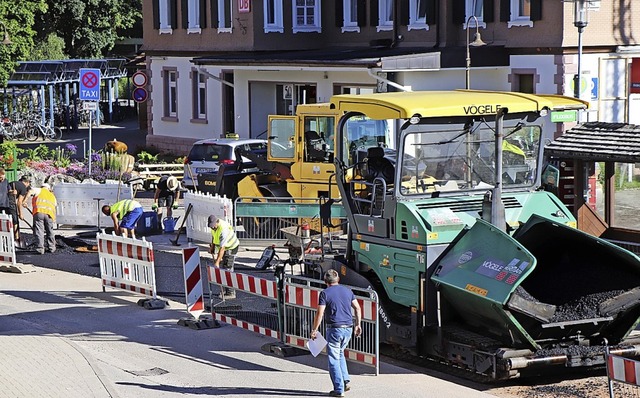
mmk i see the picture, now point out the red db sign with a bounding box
[238,0,250,13]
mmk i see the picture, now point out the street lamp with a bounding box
[0,22,11,45]
[573,0,589,98]
[465,15,486,186]
[465,15,486,90]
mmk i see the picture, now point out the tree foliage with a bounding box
[0,0,48,86]
[0,0,141,87]
[35,0,142,59]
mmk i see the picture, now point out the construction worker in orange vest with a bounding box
[32,183,57,255]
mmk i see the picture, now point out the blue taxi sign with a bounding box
[79,68,101,101]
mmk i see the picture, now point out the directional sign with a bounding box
[133,87,148,103]
[79,68,101,101]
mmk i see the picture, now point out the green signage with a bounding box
[551,110,577,123]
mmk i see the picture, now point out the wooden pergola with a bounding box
[545,121,640,248]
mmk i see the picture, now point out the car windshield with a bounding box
[399,121,541,195]
[189,144,233,161]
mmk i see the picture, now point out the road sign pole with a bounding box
[88,111,93,175]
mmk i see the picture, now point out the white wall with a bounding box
[149,56,225,139]
[233,69,376,139]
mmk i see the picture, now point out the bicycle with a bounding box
[26,122,63,141]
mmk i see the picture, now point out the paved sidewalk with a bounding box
[0,266,498,398]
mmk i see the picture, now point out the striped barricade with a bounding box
[207,266,280,339]
[0,212,17,272]
[184,191,233,244]
[283,274,379,374]
[97,231,165,309]
[606,347,640,397]
[178,247,218,329]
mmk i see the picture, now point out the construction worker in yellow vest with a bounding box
[208,214,240,298]
[101,199,143,239]
[31,183,57,255]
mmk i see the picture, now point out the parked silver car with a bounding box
[183,138,267,189]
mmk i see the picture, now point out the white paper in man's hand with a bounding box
[306,332,327,357]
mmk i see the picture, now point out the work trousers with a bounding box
[34,212,55,253]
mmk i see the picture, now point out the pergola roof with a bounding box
[6,59,128,86]
[545,122,640,163]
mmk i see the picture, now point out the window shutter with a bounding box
[452,0,464,24]
[182,0,189,28]
[530,0,542,21]
[224,0,231,25]
[336,0,344,27]
[153,0,160,29]
[425,0,436,24]
[200,0,207,27]
[357,0,366,26]
[170,0,178,28]
[210,0,219,28]
[398,0,409,26]
[483,0,494,23]
[370,0,379,26]
[500,0,510,22]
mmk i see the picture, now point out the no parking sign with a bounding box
[79,68,100,101]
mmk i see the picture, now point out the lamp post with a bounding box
[573,0,588,99]
[0,21,11,45]
[465,15,486,90]
[465,15,486,185]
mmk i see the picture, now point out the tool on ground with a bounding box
[170,203,193,246]
[186,163,198,193]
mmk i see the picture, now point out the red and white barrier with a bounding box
[207,266,280,338]
[0,213,16,267]
[182,247,204,319]
[283,275,379,373]
[208,266,278,298]
[608,352,640,385]
[98,232,160,305]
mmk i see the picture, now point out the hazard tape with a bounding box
[182,247,204,319]
[207,267,278,298]
[212,313,280,339]
[285,335,377,366]
[608,354,640,386]
[101,278,154,296]
[99,238,154,262]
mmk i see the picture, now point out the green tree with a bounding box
[35,0,141,59]
[32,33,66,61]
[0,0,48,86]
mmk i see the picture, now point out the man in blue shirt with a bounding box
[311,269,362,397]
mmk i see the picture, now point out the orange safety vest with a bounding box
[32,188,57,221]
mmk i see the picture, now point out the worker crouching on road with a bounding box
[153,175,180,226]
[32,183,57,254]
[102,199,143,239]
[208,214,239,298]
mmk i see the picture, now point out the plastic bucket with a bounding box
[163,217,177,234]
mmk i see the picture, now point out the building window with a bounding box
[509,0,533,27]
[293,0,321,33]
[159,0,173,32]
[377,0,394,31]
[509,69,538,94]
[192,71,207,121]
[408,0,429,30]
[163,68,178,121]
[218,0,232,31]
[187,0,201,33]
[264,0,284,33]
[342,0,359,32]
[464,0,486,27]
